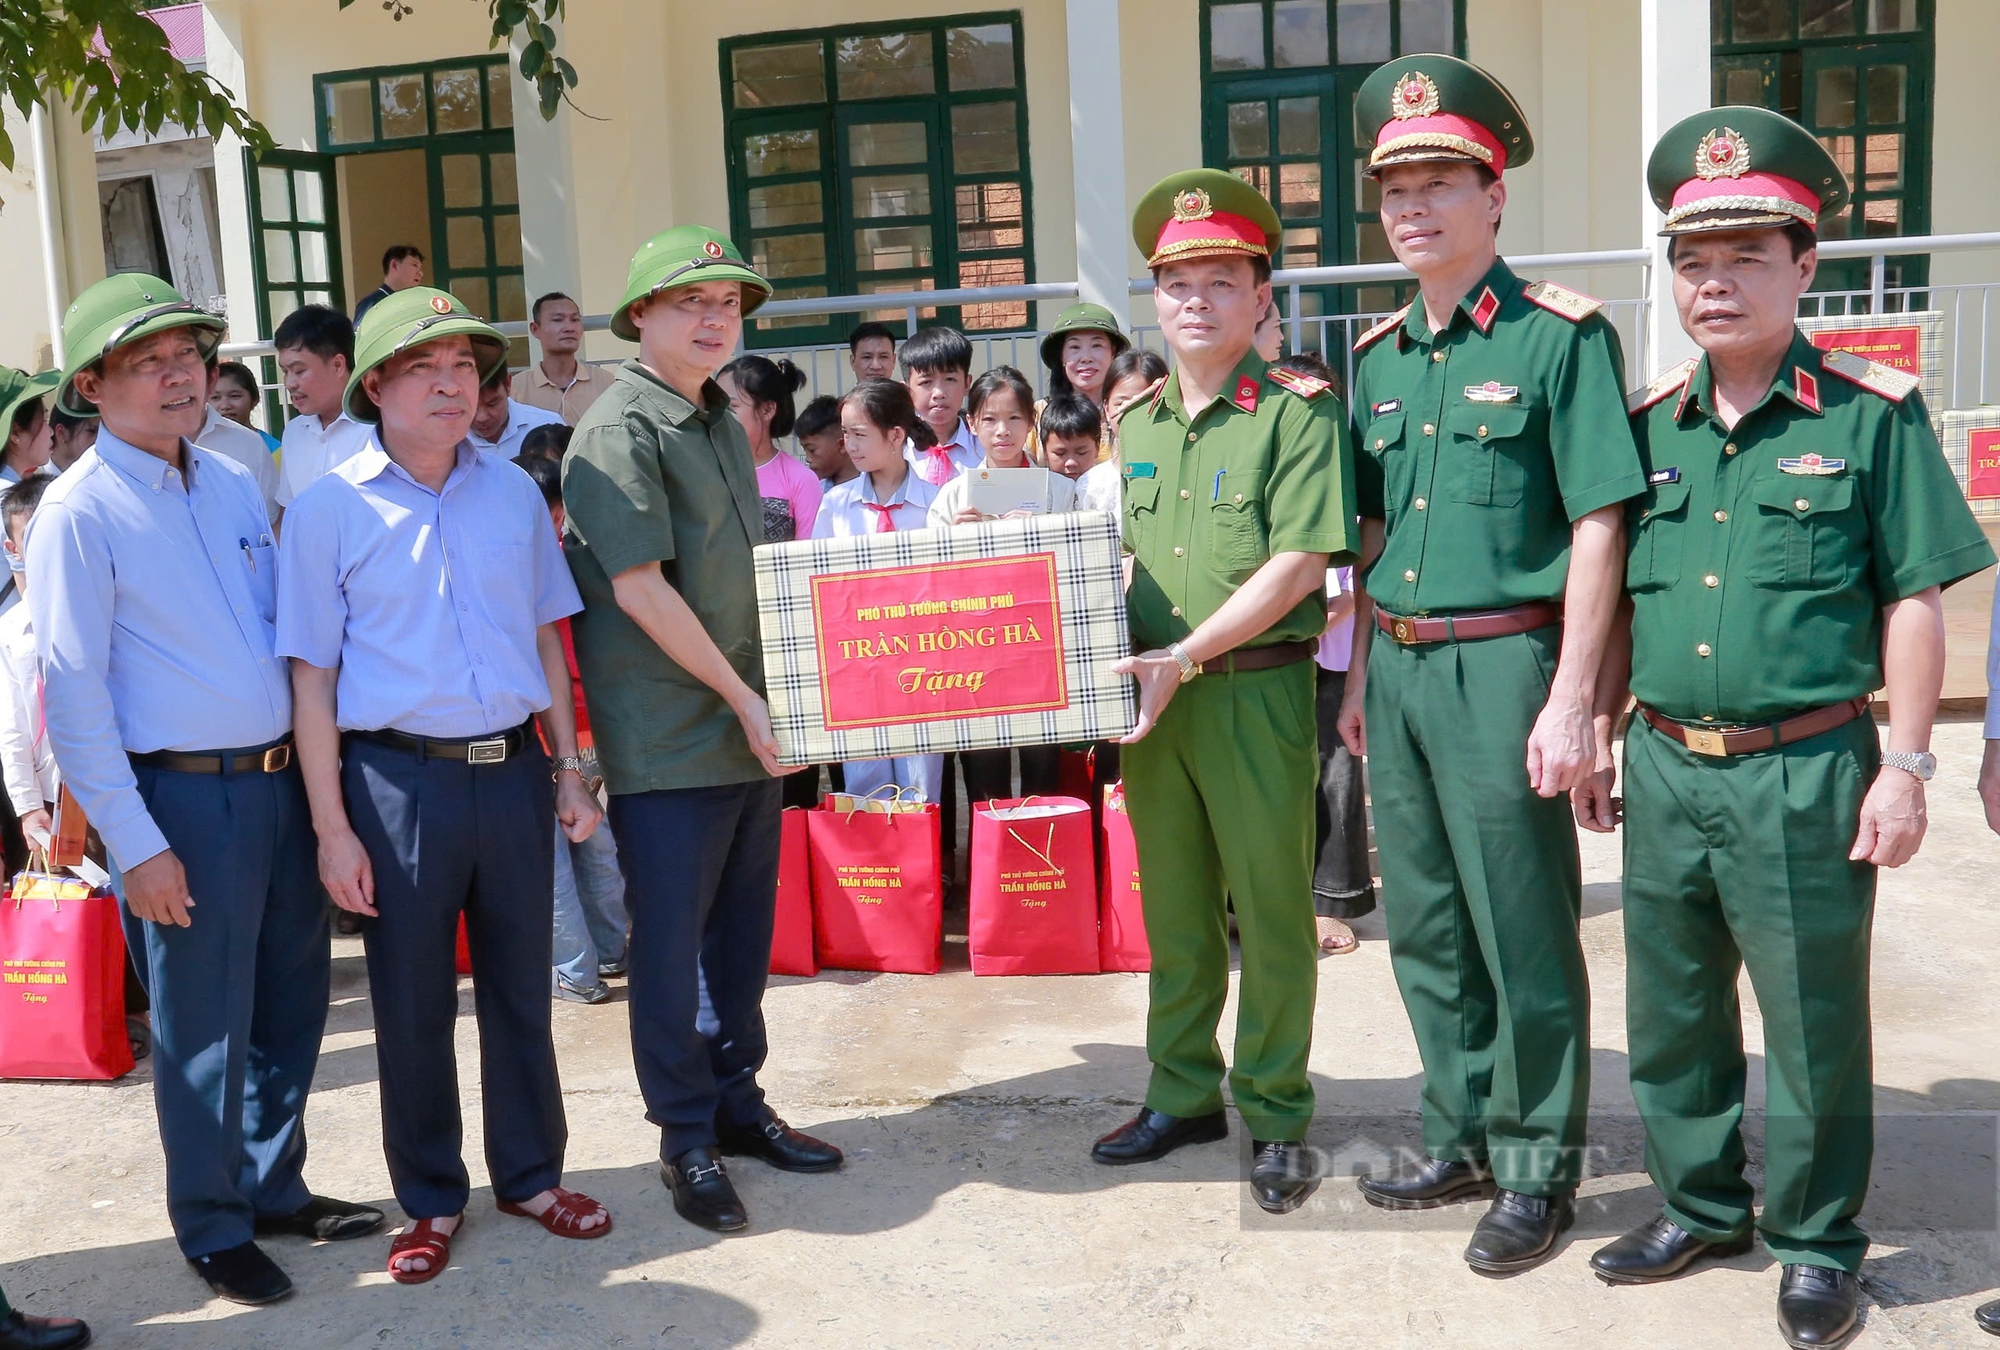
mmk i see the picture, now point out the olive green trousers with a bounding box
[1622,712,1878,1272]
[1122,660,1319,1142]
[1364,627,1590,1194]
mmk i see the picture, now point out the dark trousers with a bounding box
[610,778,782,1159]
[122,753,328,1258]
[960,745,1060,805]
[1313,665,1376,919]
[343,736,566,1219]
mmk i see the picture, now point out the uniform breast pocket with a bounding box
[1747,476,1864,591]
[1625,479,1690,593]
[1123,477,1162,558]
[1363,412,1413,509]
[1443,404,1542,507]
[1210,467,1270,573]
[244,544,278,623]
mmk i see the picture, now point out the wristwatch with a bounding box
[1881,750,1936,781]
[1166,641,1202,684]
[549,755,584,780]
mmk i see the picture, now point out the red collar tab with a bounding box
[1233,375,1260,413]
[1792,366,1822,414]
[1674,377,1696,422]
[1469,287,1500,334]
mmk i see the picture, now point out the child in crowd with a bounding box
[515,453,631,1003]
[1036,394,1102,485]
[899,326,981,486]
[519,423,572,463]
[928,366,1076,527]
[0,476,54,850]
[209,360,281,451]
[46,407,97,473]
[720,354,821,544]
[1077,348,1168,524]
[1,378,51,487]
[795,395,854,491]
[814,381,943,805]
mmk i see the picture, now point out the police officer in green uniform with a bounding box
[1091,169,1357,1214]
[1337,55,1646,1273]
[1576,106,1993,1349]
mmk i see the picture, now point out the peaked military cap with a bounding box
[343,286,509,424]
[1355,54,1533,176]
[1039,302,1131,370]
[613,225,772,342]
[56,273,225,417]
[1647,105,1849,236]
[1132,169,1282,270]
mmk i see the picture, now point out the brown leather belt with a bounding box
[345,722,532,765]
[1376,602,1563,646]
[1637,696,1871,757]
[1207,638,1318,674]
[129,737,293,775]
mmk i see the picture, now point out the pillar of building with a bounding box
[1640,0,1712,375]
[1065,0,1130,328]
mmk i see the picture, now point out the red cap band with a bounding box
[1667,170,1820,229]
[1371,113,1508,175]
[1147,209,1273,266]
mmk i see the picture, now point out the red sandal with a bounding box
[387,1215,461,1285]
[497,1187,613,1239]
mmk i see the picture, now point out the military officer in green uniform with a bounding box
[1093,169,1357,1215]
[1575,107,1992,1349]
[1336,55,1646,1273]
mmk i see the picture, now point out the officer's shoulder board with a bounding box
[1818,347,1920,403]
[1267,366,1332,400]
[1136,375,1169,413]
[1627,357,1699,415]
[1353,304,1410,353]
[1521,280,1604,323]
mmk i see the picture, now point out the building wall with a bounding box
[1931,0,2000,292]
[0,107,58,371]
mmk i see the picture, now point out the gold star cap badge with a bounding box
[1392,70,1441,120]
[1171,188,1214,223]
[1694,127,1752,180]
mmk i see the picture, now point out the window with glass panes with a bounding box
[245,150,344,336]
[721,16,1034,348]
[1201,0,1464,321]
[1712,0,1932,295]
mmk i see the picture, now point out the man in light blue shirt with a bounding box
[29,274,381,1308]
[278,286,610,1282]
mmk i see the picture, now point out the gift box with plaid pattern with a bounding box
[755,511,1137,766]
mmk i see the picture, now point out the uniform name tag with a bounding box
[1777,454,1844,476]
[1370,399,1402,415]
[1463,381,1520,403]
[1647,467,1680,485]
[1125,462,1157,478]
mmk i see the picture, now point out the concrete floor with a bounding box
[3,719,1998,1349]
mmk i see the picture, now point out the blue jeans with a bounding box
[842,754,944,804]
[551,814,628,992]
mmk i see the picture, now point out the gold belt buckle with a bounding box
[1391,619,1414,644]
[1683,728,1728,757]
[467,737,509,765]
[261,743,293,772]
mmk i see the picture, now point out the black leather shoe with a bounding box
[717,1115,843,1173]
[1356,1155,1496,1210]
[1776,1265,1860,1349]
[1463,1189,1576,1275]
[1090,1108,1228,1165]
[1975,1298,2000,1336]
[254,1195,386,1242]
[186,1241,293,1306]
[1589,1211,1754,1284]
[0,1309,91,1350]
[1248,1140,1319,1214]
[662,1147,748,1232]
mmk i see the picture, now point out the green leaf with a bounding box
[519,39,545,78]
[556,57,577,88]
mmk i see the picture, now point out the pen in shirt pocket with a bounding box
[1212,469,1226,502]
[240,537,255,572]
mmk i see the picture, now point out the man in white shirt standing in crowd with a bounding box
[274,306,370,514]
[518,293,614,426]
[468,366,563,460]
[0,476,55,846]
[199,356,280,521]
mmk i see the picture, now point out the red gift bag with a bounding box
[0,873,134,1080]
[770,808,818,977]
[806,792,943,974]
[1099,782,1150,972]
[968,796,1100,976]
[1056,748,1095,803]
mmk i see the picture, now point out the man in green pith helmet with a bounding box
[562,225,840,1239]
[1577,105,1992,1350]
[1336,53,1646,1274]
[1094,167,1357,1216]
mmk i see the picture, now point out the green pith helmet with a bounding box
[612,225,772,342]
[0,367,60,437]
[342,286,510,424]
[1354,54,1533,176]
[55,273,225,416]
[1131,168,1282,269]
[1039,303,1131,371]
[1646,105,1849,236]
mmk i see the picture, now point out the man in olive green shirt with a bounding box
[562,226,840,1238]
[1577,108,1992,1350]
[1338,55,1645,1274]
[1091,168,1357,1217]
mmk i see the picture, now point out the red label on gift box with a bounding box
[1970,428,2000,500]
[1809,324,1923,375]
[811,553,1068,729]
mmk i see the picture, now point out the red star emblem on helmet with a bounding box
[430,295,452,314]
[703,240,724,258]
